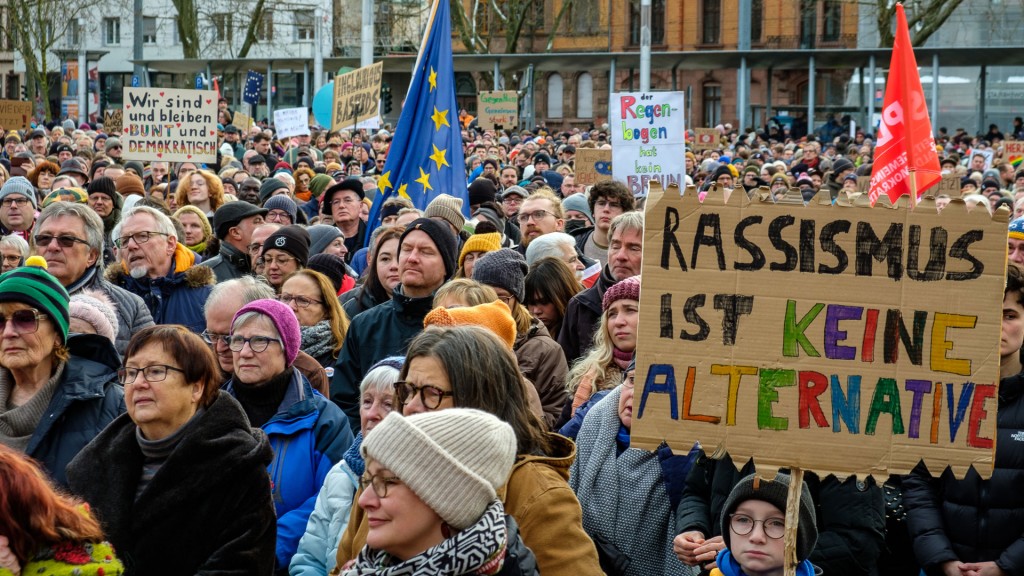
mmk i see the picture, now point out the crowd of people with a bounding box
[0,107,1022,576]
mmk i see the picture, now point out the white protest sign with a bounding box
[123,87,218,163]
[274,107,310,138]
[611,91,686,196]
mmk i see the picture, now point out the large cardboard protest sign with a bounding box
[476,91,518,130]
[231,110,252,131]
[611,91,685,197]
[332,62,383,132]
[692,128,719,151]
[103,109,122,134]
[122,88,217,163]
[0,100,32,130]
[575,148,612,186]
[1006,141,1024,169]
[632,182,1007,480]
[274,108,310,138]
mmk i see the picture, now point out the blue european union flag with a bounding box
[243,71,264,105]
[366,0,467,238]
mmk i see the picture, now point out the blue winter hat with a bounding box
[1010,217,1024,241]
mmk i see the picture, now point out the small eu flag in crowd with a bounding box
[365,0,468,238]
[243,71,265,105]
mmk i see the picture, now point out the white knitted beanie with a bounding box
[361,408,517,530]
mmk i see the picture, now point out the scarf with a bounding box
[344,499,508,576]
[0,363,66,452]
[66,265,98,294]
[343,431,365,477]
[714,549,815,576]
[569,387,691,576]
[612,347,633,370]
[301,320,337,363]
[186,240,207,255]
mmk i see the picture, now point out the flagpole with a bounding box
[908,169,918,207]
[410,0,442,86]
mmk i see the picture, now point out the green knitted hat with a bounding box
[0,256,70,343]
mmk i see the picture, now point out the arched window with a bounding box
[577,73,593,118]
[547,73,563,119]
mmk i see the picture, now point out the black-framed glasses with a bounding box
[729,514,786,539]
[516,209,554,224]
[34,234,89,249]
[118,364,185,385]
[277,293,322,308]
[227,335,282,353]
[393,381,453,410]
[359,473,401,498]
[0,309,46,334]
[115,231,168,248]
[265,210,293,223]
[1,197,29,207]
[201,330,229,345]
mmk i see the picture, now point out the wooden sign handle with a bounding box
[783,467,804,576]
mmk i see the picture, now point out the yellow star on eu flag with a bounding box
[377,170,393,192]
[431,107,449,131]
[429,67,437,92]
[429,144,449,170]
[397,183,409,199]
[415,167,433,192]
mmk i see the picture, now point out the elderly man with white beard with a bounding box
[105,205,216,332]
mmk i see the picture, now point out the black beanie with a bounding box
[399,218,458,280]
[321,179,366,214]
[259,178,289,204]
[712,164,734,183]
[308,253,346,293]
[87,177,117,200]
[468,178,498,207]
[263,225,311,266]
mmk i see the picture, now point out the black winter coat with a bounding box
[903,373,1024,576]
[557,264,617,365]
[27,334,124,487]
[676,452,886,576]
[201,241,252,282]
[67,391,277,576]
[331,287,434,431]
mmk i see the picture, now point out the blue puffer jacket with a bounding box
[105,243,215,333]
[27,333,125,487]
[226,369,353,572]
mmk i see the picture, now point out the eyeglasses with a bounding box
[227,335,282,353]
[117,364,185,385]
[495,294,514,305]
[201,330,229,345]
[0,255,20,264]
[359,473,402,498]
[393,381,454,410]
[516,209,554,224]
[277,293,322,308]
[34,234,89,249]
[729,514,786,539]
[330,197,360,207]
[114,231,168,248]
[1,197,29,207]
[109,145,122,150]
[265,210,292,223]
[263,254,298,267]
[0,309,46,334]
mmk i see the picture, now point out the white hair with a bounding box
[525,232,576,268]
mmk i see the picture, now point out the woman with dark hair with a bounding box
[524,257,584,339]
[341,226,404,319]
[67,325,277,574]
[26,160,59,195]
[0,445,123,575]
[335,325,602,576]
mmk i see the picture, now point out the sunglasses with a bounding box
[0,308,46,334]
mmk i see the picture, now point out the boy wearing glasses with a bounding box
[708,473,818,576]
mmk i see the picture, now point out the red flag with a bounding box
[869,3,941,205]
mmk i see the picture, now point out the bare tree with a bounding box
[171,0,202,58]
[874,0,966,46]
[6,0,106,120]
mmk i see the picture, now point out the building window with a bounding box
[800,1,817,48]
[547,73,563,119]
[750,0,763,43]
[257,11,274,41]
[172,17,180,44]
[142,16,157,45]
[628,0,665,45]
[212,13,232,44]
[823,0,842,41]
[577,73,593,118]
[571,0,599,34]
[703,83,722,126]
[67,18,81,47]
[532,0,545,28]
[0,7,9,51]
[702,0,721,44]
[103,17,120,46]
[295,10,315,41]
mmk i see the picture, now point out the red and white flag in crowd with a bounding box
[868,3,941,205]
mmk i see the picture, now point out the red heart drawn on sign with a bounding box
[123,128,128,133]
[187,154,192,159]
[126,105,131,109]
[176,123,181,127]
[156,153,162,158]
[159,92,164,96]
[206,99,211,104]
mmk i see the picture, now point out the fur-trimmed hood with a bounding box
[105,244,216,289]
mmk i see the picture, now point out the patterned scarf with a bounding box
[300,320,337,362]
[343,499,508,576]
